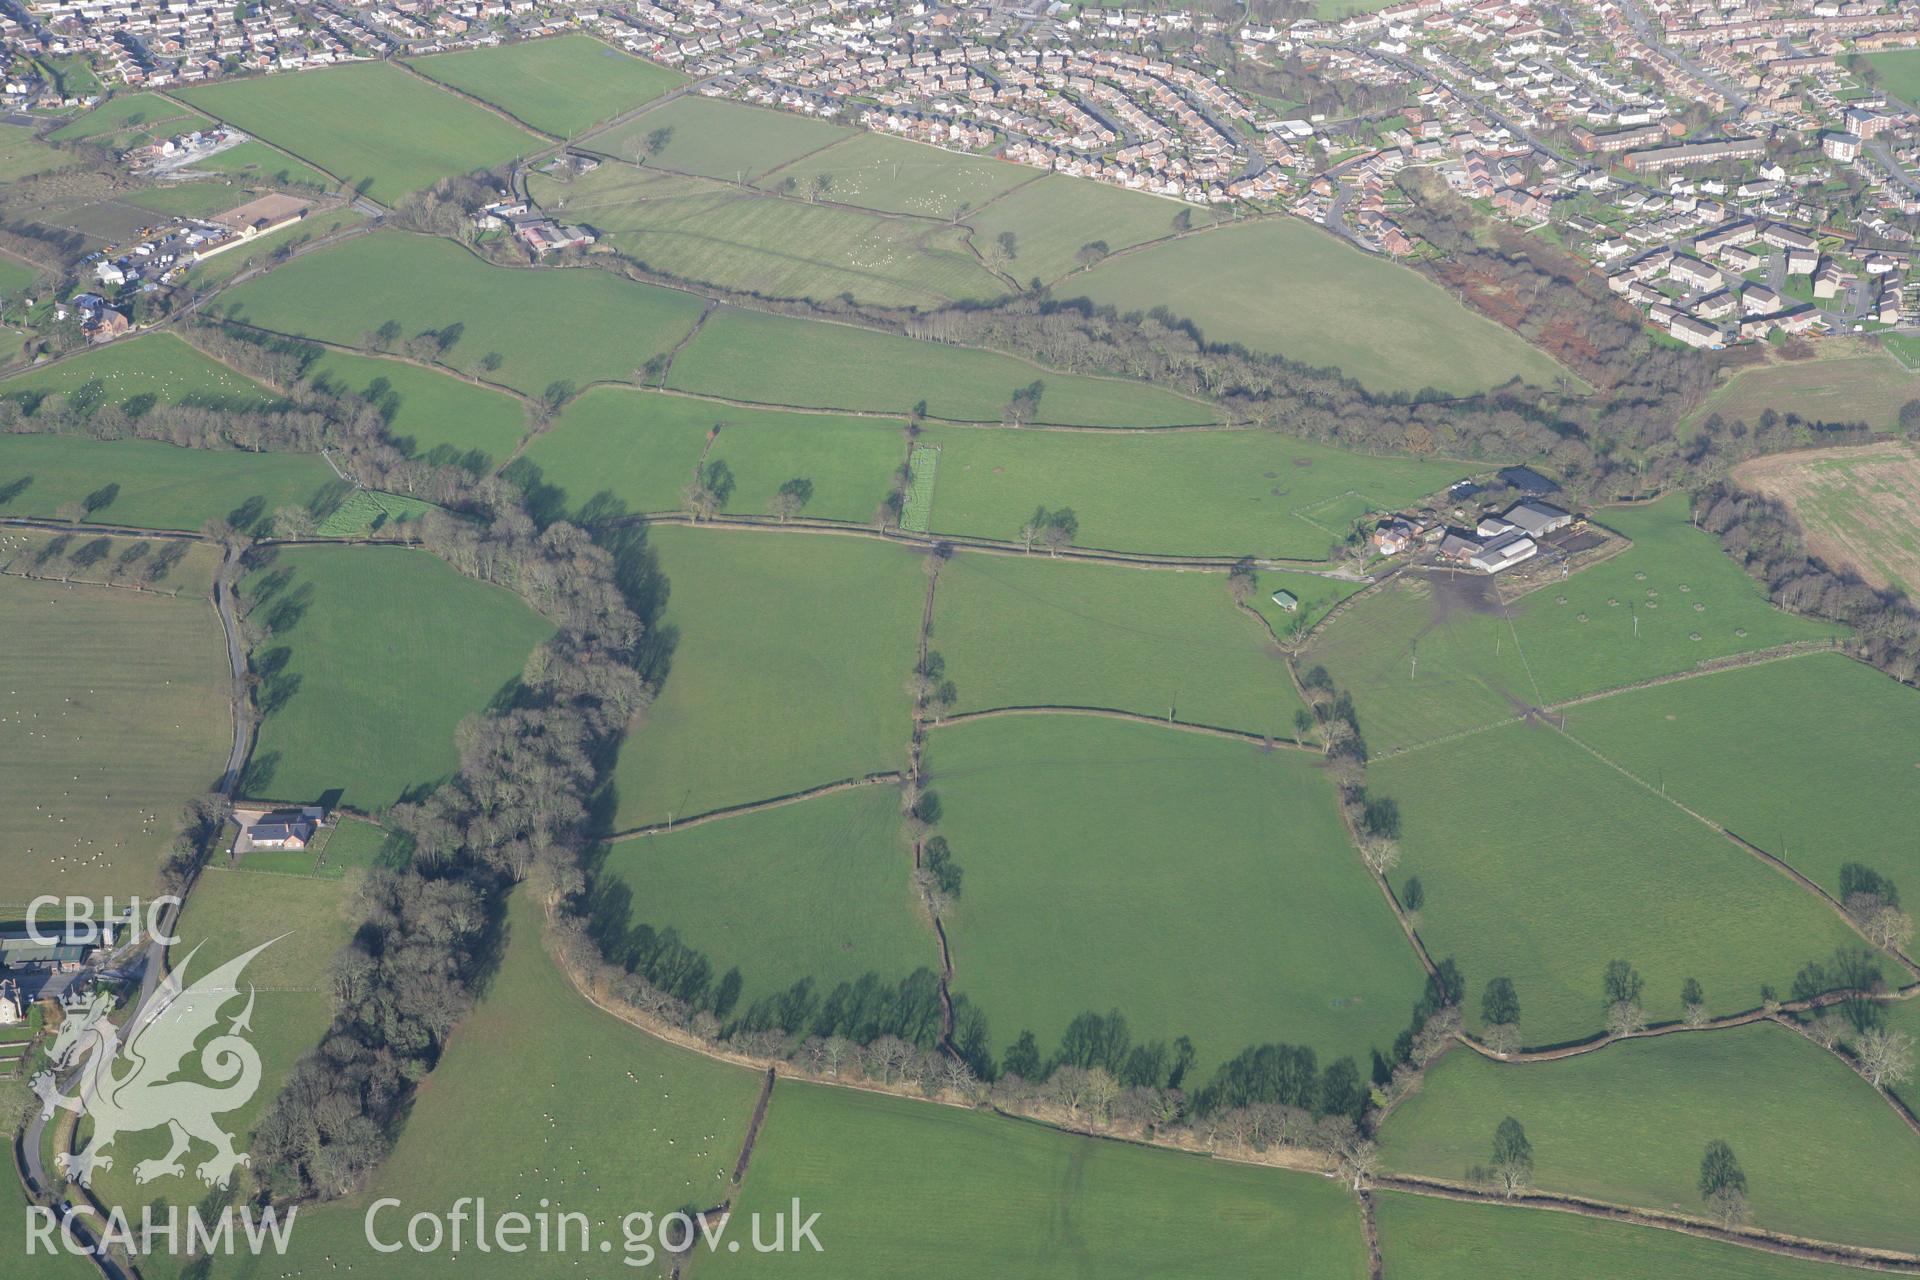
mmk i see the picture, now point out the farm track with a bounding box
[1373,1173,1920,1273]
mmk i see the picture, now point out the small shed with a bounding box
[1270,589,1299,612]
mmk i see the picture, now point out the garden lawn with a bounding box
[530,163,1005,308]
[757,130,1033,219]
[1070,218,1576,396]
[1308,496,1848,752]
[609,525,923,827]
[1372,1190,1871,1280]
[666,305,1218,426]
[965,172,1198,285]
[516,385,903,523]
[1374,722,1864,1046]
[49,92,211,149]
[0,331,274,411]
[220,890,768,1280]
[920,423,1460,557]
[1560,652,1920,899]
[705,1079,1371,1280]
[179,62,543,201]
[240,545,553,809]
[597,784,936,1014]
[930,550,1313,737]
[220,232,705,397]
[304,348,529,467]
[0,434,339,531]
[85,865,353,1263]
[1378,1023,1920,1253]
[408,35,682,136]
[0,570,227,906]
[595,94,851,180]
[924,715,1423,1075]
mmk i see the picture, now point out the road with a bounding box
[1613,0,1749,111]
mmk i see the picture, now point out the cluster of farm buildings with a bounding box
[1371,468,1580,575]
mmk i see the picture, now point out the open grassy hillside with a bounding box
[964,173,1198,286]
[408,35,682,136]
[707,1079,1372,1279]
[609,525,924,827]
[49,92,212,149]
[1373,722,1867,1045]
[240,545,554,808]
[220,232,706,397]
[1379,1024,1920,1253]
[302,347,530,468]
[760,131,1034,219]
[1733,441,1920,598]
[1070,218,1577,396]
[593,94,852,179]
[0,331,274,412]
[923,714,1423,1075]
[0,434,337,532]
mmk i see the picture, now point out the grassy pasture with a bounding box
[304,347,530,467]
[609,526,924,828]
[408,35,683,137]
[311,487,437,537]
[757,130,1033,219]
[1733,441,1920,597]
[0,251,40,298]
[665,305,1218,427]
[179,63,543,201]
[221,232,705,396]
[0,569,227,905]
[1373,1191,1871,1280]
[0,526,220,597]
[1559,653,1920,899]
[1307,496,1848,753]
[1069,218,1576,396]
[531,163,1006,308]
[187,140,332,189]
[1685,342,1917,434]
[708,1075,1371,1279]
[1378,1023,1920,1253]
[965,172,1196,286]
[516,385,904,523]
[0,331,273,411]
[594,94,851,180]
[220,891,768,1280]
[0,124,72,182]
[597,784,935,1014]
[85,866,352,1247]
[120,180,244,218]
[1865,49,1920,102]
[0,434,338,532]
[930,550,1314,737]
[1,1157,100,1279]
[1373,722,1864,1045]
[924,715,1423,1075]
[920,423,1460,557]
[50,92,213,149]
[241,545,553,809]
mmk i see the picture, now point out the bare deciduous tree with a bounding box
[1856,1027,1915,1090]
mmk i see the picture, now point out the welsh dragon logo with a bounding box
[32,937,281,1189]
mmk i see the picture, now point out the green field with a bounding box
[924,715,1423,1074]
[529,163,1007,308]
[1,1171,97,1280]
[185,203,366,288]
[190,140,332,189]
[1070,218,1577,396]
[49,92,212,150]
[516,385,903,523]
[304,347,530,466]
[121,180,247,218]
[597,784,935,1015]
[311,487,437,537]
[1735,440,1920,598]
[220,890,768,1280]
[0,123,72,182]
[408,35,683,137]
[1685,343,1918,433]
[0,569,227,905]
[0,525,221,596]
[0,331,274,412]
[180,62,543,201]
[1559,653,1920,898]
[1308,496,1848,753]
[0,434,339,532]
[221,232,706,396]
[85,865,352,1260]
[965,172,1197,286]
[920,423,1462,557]
[594,94,851,180]
[241,545,554,809]
[0,250,40,299]
[610,525,924,827]
[1373,1191,1871,1280]
[709,1076,1371,1279]
[760,131,1033,219]
[1379,1024,1920,1252]
[1865,49,1920,103]
[931,550,1317,737]
[1374,722,1864,1045]
[665,306,1218,427]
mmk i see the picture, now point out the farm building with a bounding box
[1270,589,1299,611]
[1469,532,1538,574]
[1496,466,1558,495]
[1504,500,1572,537]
